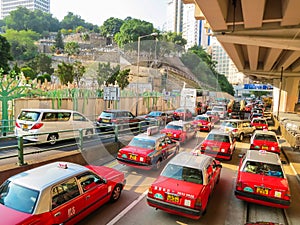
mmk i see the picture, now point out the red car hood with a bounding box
[161,129,182,135]
[0,204,32,224]
[239,172,289,189]
[192,120,209,125]
[118,145,154,156]
[152,176,204,197]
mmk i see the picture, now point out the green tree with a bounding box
[21,67,37,80]
[73,61,86,87]
[0,35,13,73]
[116,69,130,89]
[60,12,86,30]
[64,41,80,56]
[55,30,64,50]
[37,73,51,84]
[55,62,74,85]
[28,54,54,75]
[100,17,123,37]
[96,62,119,87]
[114,18,154,47]
[160,32,187,46]
[3,29,40,61]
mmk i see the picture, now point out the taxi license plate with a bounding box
[198,123,202,126]
[257,126,262,129]
[129,154,137,160]
[256,187,269,195]
[167,133,172,137]
[212,147,219,151]
[167,194,180,203]
[102,119,109,123]
[262,146,268,150]
[22,124,28,129]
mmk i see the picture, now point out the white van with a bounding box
[14,109,95,145]
[212,106,227,119]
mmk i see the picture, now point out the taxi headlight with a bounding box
[140,157,144,162]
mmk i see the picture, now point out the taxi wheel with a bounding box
[47,133,58,145]
[110,184,122,202]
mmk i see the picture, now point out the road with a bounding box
[75,131,300,225]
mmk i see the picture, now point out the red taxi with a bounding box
[193,130,236,160]
[160,120,195,143]
[172,108,193,121]
[147,152,222,219]
[251,117,268,130]
[192,115,214,132]
[235,150,291,208]
[0,162,126,225]
[117,126,179,170]
[250,130,281,154]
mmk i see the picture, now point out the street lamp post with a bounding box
[135,32,158,116]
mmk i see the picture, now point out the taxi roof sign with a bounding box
[147,126,160,136]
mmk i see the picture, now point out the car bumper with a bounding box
[201,150,232,160]
[116,157,152,170]
[147,197,203,219]
[234,190,290,208]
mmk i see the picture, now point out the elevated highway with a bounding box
[183,0,300,112]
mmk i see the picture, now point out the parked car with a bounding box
[160,120,196,143]
[147,151,222,219]
[193,130,236,160]
[14,109,95,145]
[0,161,126,225]
[192,115,214,132]
[250,130,281,154]
[144,111,173,126]
[116,126,179,170]
[172,108,193,121]
[220,119,256,142]
[96,110,144,131]
[205,110,220,123]
[251,117,268,130]
[211,105,227,119]
[235,150,291,208]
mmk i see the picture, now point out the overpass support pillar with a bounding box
[283,77,299,112]
[273,78,299,113]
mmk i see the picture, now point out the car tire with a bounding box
[239,133,244,142]
[47,133,58,145]
[110,184,122,202]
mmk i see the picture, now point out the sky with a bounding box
[50,0,168,29]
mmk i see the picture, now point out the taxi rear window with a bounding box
[18,111,40,121]
[161,164,203,184]
[129,137,155,149]
[207,134,230,143]
[255,134,277,142]
[242,161,283,178]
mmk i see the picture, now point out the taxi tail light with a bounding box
[285,190,291,198]
[195,198,202,210]
[31,123,43,130]
[232,129,238,132]
[236,181,243,190]
[145,156,152,165]
[15,121,21,128]
[200,145,206,151]
[148,186,153,195]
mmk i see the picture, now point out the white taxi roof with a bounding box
[168,152,213,170]
[20,109,75,113]
[167,120,191,126]
[253,130,277,136]
[9,162,89,190]
[134,132,165,141]
[244,150,281,165]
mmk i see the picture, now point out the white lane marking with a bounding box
[106,189,148,225]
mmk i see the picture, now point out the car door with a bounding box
[51,177,84,225]
[77,172,109,214]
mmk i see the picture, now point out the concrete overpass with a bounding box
[183,0,300,112]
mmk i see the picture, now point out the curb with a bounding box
[281,147,300,183]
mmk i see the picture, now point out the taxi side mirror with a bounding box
[213,164,222,169]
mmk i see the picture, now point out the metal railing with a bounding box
[0,120,159,166]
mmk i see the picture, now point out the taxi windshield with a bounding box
[148,112,161,117]
[242,161,283,178]
[222,121,237,128]
[195,116,208,121]
[129,137,155,149]
[253,119,267,124]
[165,125,183,130]
[0,180,39,214]
[161,164,203,184]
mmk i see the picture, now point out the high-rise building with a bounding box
[0,0,50,19]
[166,0,183,33]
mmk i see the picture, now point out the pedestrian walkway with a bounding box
[281,136,300,182]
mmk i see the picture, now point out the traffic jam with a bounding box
[0,99,297,225]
